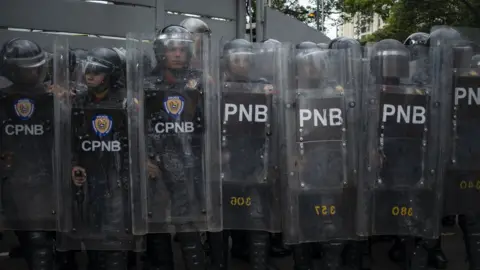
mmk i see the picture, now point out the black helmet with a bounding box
[153,25,194,68]
[180,18,211,34]
[263,38,281,45]
[317,43,328,49]
[83,47,122,92]
[404,32,429,46]
[427,26,462,47]
[0,38,47,85]
[370,39,410,79]
[296,41,317,50]
[223,39,253,77]
[328,37,344,49]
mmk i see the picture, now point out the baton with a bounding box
[74,170,85,221]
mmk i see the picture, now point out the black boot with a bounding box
[343,241,363,270]
[460,214,480,270]
[427,238,447,269]
[321,242,344,270]
[56,250,78,270]
[177,232,207,270]
[249,231,272,270]
[103,251,127,270]
[231,230,248,262]
[270,233,291,258]
[292,244,313,270]
[23,231,54,270]
[208,231,229,270]
[144,233,174,270]
[408,238,429,270]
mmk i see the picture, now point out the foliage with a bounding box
[338,0,480,43]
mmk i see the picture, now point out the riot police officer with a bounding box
[217,38,281,270]
[361,37,447,270]
[142,24,209,270]
[0,38,55,270]
[286,40,362,270]
[56,46,137,270]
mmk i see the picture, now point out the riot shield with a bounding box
[55,43,143,251]
[126,31,221,234]
[0,41,58,231]
[360,39,446,238]
[282,47,360,244]
[218,42,284,232]
[430,27,480,216]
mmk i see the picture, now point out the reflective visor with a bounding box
[4,52,47,68]
[82,59,111,75]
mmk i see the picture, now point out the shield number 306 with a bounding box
[230,196,252,207]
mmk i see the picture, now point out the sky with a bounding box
[298,0,338,39]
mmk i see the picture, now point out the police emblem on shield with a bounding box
[14,98,35,120]
[186,79,198,89]
[92,114,113,137]
[163,95,185,118]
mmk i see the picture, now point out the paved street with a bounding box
[0,227,468,270]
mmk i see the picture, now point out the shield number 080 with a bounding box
[391,206,413,217]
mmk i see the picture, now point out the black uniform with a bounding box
[143,25,207,270]
[0,38,55,270]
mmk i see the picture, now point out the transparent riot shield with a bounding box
[282,47,360,244]
[218,42,284,232]
[0,40,58,231]
[126,31,221,234]
[360,39,446,238]
[55,43,143,251]
[429,26,480,216]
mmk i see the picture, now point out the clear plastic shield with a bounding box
[0,41,59,231]
[430,27,480,216]
[55,42,143,251]
[126,32,221,234]
[282,47,360,244]
[360,39,446,238]
[219,42,284,232]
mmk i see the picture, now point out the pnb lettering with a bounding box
[155,122,194,133]
[4,124,44,135]
[382,104,426,124]
[455,87,480,105]
[81,141,121,152]
[299,108,343,127]
[224,103,268,123]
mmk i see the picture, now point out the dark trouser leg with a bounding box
[144,233,174,270]
[231,230,248,261]
[90,251,127,270]
[292,244,313,270]
[56,250,77,270]
[177,232,206,270]
[321,241,344,270]
[403,237,430,270]
[20,231,54,270]
[249,231,270,270]
[208,231,229,270]
[427,237,447,269]
[270,233,290,257]
[342,241,363,270]
[460,214,480,270]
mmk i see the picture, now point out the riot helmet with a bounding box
[404,32,429,46]
[223,39,254,79]
[82,47,122,94]
[370,39,410,82]
[0,38,47,86]
[296,46,329,80]
[317,43,328,50]
[257,39,281,78]
[180,18,211,35]
[153,25,194,71]
[296,41,317,50]
[471,54,480,68]
[427,26,462,47]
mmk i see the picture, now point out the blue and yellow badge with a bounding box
[163,95,185,118]
[14,98,35,120]
[92,114,113,137]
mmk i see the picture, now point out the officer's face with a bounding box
[85,72,105,87]
[165,45,188,69]
[229,54,250,77]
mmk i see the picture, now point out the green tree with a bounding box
[249,0,317,25]
[337,0,480,43]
